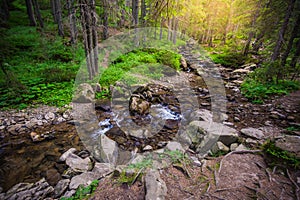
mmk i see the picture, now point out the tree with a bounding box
[101,0,109,40]
[25,0,37,26]
[132,0,139,27]
[80,0,99,80]
[271,0,296,61]
[53,0,64,37]
[0,0,10,24]
[67,0,77,44]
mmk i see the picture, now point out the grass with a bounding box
[60,180,99,200]
[241,78,300,104]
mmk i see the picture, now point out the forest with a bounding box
[0,0,300,199]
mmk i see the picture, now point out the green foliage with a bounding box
[163,150,190,164]
[241,78,300,103]
[209,52,249,68]
[262,140,300,169]
[60,180,99,200]
[286,126,300,132]
[98,49,182,90]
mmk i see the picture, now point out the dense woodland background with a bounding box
[0,0,299,109]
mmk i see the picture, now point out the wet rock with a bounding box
[73,83,95,103]
[145,170,167,200]
[275,135,300,158]
[130,97,150,115]
[59,148,77,162]
[180,57,188,70]
[65,154,92,173]
[241,127,264,140]
[166,141,185,152]
[46,169,61,186]
[54,179,70,198]
[211,142,230,154]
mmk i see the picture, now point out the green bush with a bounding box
[241,78,300,103]
[210,52,248,68]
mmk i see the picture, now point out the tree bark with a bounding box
[25,0,37,26]
[281,12,300,67]
[54,0,64,37]
[32,0,44,28]
[102,0,109,40]
[50,0,57,23]
[67,0,77,44]
[291,39,300,70]
[80,0,99,80]
[271,0,296,61]
[0,0,9,22]
[132,0,139,27]
[141,0,146,26]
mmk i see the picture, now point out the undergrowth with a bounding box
[262,140,300,169]
[60,180,99,200]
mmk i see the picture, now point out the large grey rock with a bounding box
[241,127,264,140]
[145,170,167,200]
[59,148,77,162]
[166,141,185,152]
[275,135,300,158]
[94,134,118,164]
[66,153,92,173]
[73,83,95,103]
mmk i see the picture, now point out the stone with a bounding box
[95,134,118,164]
[275,135,300,158]
[145,170,167,200]
[232,68,250,74]
[230,143,239,151]
[92,163,113,178]
[190,156,202,167]
[66,154,92,173]
[62,189,76,198]
[166,141,185,152]
[245,138,258,145]
[59,148,77,162]
[46,169,61,186]
[130,97,150,115]
[143,145,153,151]
[235,144,247,151]
[69,172,97,190]
[241,127,264,140]
[297,177,300,184]
[73,83,95,103]
[54,179,70,198]
[211,142,230,154]
[180,57,188,70]
[45,112,55,121]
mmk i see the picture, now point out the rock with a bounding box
[245,138,258,145]
[45,112,55,121]
[232,68,250,74]
[235,144,247,151]
[275,135,300,158]
[234,117,240,122]
[7,124,23,135]
[59,148,77,162]
[66,154,92,173]
[145,170,167,200]
[166,141,185,152]
[73,83,95,103]
[92,163,113,177]
[190,156,202,167]
[69,172,97,190]
[180,57,188,70]
[95,134,118,164]
[54,179,70,198]
[62,189,76,198]
[297,177,300,184]
[241,127,264,140]
[46,169,61,186]
[143,145,153,151]
[230,143,239,151]
[130,97,150,115]
[211,142,230,154]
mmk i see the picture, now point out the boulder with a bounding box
[54,179,70,198]
[65,154,92,173]
[241,127,264,140]
[145,170,167,200]
[73,83,95,103]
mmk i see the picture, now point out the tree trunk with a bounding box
[80,0,99,80]
[0,0,9,22]
[132,0,139,27]
[271,0,296,61]
[141,0,146,26]
[291,39,300,70]
[281,12,300,68]
[102,0,109,40]
[67,0,77,44]
[54,0,64,37]
[172,17,178,44]
[32,0,44,28]
[159,17,164,40]
[50,0,57,23]
[25,0,36,26]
